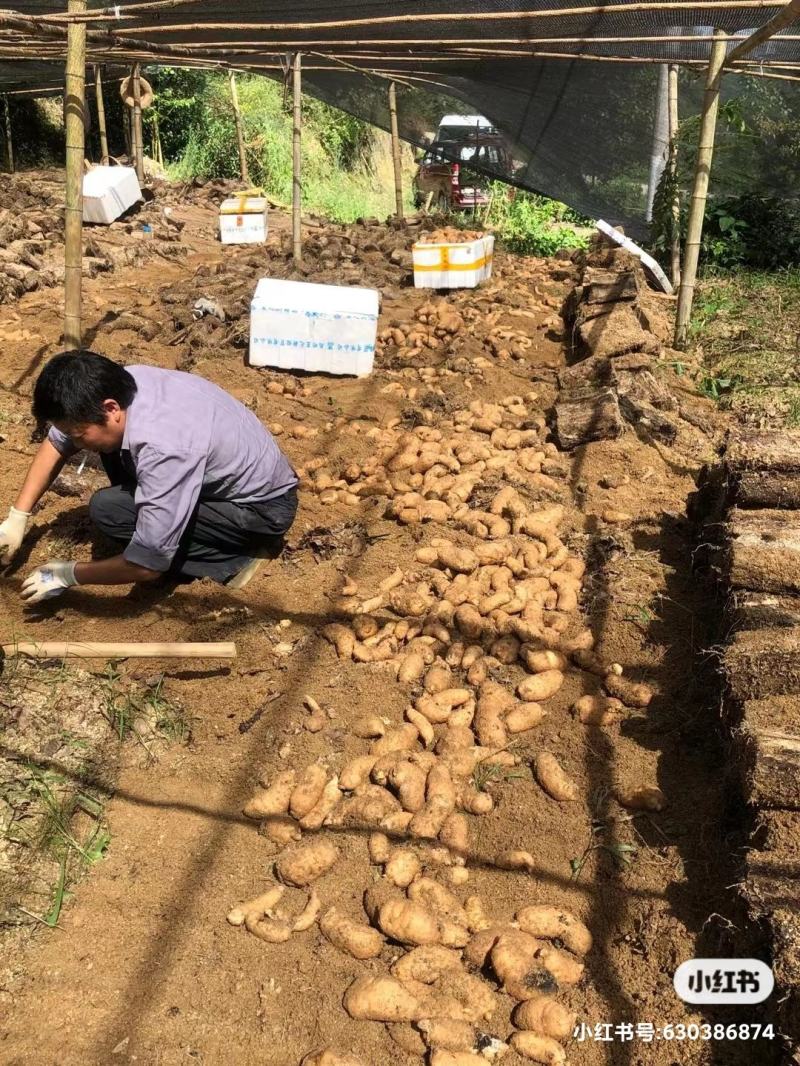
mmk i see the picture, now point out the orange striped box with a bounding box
[412,235,494,289]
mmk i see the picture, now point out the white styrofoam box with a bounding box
[249,278,379,377]
[412,234,494,289]
[82,166,142,224]
[219,195,268,245]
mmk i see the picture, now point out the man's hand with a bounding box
[0,506,31,564]
[21,560,78,605]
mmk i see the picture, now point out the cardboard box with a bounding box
[412,234,494,289]
[219,195,269,245]
[82,166,142,225]
[249,277,379,377]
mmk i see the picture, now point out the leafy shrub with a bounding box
[482,186,590,256]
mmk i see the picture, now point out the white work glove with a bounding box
[0,506,31,564]
[21,560,79,605]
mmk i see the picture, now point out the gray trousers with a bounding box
[89,454,298,582]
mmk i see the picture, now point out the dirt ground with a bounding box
[0,177,779,1066]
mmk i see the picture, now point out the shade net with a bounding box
[3,2,800,231]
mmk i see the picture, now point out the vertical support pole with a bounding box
[645,65,670,223]
[674,34,727,348]
[123,102,132,157]
[95,64,108,165]
[64,0,87,351]
[229,69,250,185]
[388,81,404,221]
[668,64,681,288]
[3,96,13,173]
[132,63,144,183]
[292,52,302,264]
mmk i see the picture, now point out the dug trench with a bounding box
[0,178,778,1066]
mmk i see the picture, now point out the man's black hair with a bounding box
[32,350,137,426]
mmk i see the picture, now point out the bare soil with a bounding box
[0,176,776,1066]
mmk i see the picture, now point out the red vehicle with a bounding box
[413,139,513,212]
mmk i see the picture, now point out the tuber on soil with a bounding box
[510,1031,567,1064]
[616,785,666,811]
[533,753,578,802]
[378,898,441,945]
[276,839,339,886]
[343,975,424,1022]
[243,769,297,820]
[516,905,592,955]
[289,765,329,820]
[319,907,384,959]
[512,996,576,1040]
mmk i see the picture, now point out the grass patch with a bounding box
[691,268,800,426]
[1,657,189,933]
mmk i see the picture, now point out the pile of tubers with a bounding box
[230,389,656,1065]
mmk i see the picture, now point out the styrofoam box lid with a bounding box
[413,236,487,249]
[83,166,139,196]
[253,277,379,318]
[220,196,268,215]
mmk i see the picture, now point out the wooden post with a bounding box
[228,69,250,184]
[2,96,13,173]
[292,52,302,264]
[132,62,144,183]
[64,0,87,351]
[94,64,108,165]
[388,81,404,221]
[667,64,681,288]
[674,34,727,349]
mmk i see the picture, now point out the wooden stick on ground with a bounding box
[63,0,86,351]
[2,641,237,659]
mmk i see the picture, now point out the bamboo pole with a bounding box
[388,81,404,221]
[94,1,791,33]
[2,96,13,173]
[2,641,237,659]
[673,34,727,349]
[63,0,86,352]
[292,51,302,264]
[132,61,144,182]
[668,64,681,288]
[228,69,250,184]
[94,63,108,164]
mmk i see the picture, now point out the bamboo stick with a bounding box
[63,0,86,352]
[2,95,13,173]
[292,51,302,264]
[388,81,404,222]
[228,69,249,184]
[94,1,791,34]
[132,62,144,182]
[674,34,727,349]
[94,63,108,165]
[44,33,800,49]
[2,641,237,659]
[668,64,681,288]
[725,0,800,67]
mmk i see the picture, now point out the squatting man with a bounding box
[0,351,299,605]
